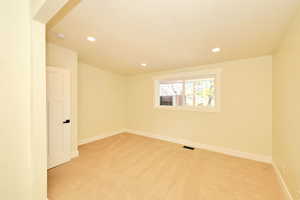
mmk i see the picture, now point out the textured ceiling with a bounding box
[47,0,300,74]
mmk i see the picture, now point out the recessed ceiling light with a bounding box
[141,63,147,67]
[57,33,65,39]
[87,36,96,42]
[212,47,221,53]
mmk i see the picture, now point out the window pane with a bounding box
[194,78,215,107]
[160,96,173,105]
[159,81,184,106]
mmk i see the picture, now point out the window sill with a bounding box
[153,105,220,112]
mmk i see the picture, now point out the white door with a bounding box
[46,67,71,169]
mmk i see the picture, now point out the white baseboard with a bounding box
[78,130,125,146]
[78,129,272,163]
[71,150,79,158]
[272,162,294,200]
[123,129,272,164]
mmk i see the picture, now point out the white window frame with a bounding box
[153,68,222,112]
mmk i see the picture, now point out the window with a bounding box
[154,69,221,112]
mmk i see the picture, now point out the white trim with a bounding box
[71,150,79,158]
[153,68,221,112]
[123,129,272,164]
[153,105,219,112]
[78,130,126,146]
[272,162,294,200]
[77,129,272,163]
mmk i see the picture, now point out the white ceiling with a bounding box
[47,0,300,74]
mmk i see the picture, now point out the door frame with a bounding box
[31,1,78,200]
[46,66,72,169]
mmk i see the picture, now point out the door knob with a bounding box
[63,119,71,124]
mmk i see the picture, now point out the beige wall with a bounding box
[30,20,47,200]
[126,56,272,157]
[31,0,46,17]
[273,8,300,199]
[46,43,79,155]
[78,63,126,142]
[0,1,33,199]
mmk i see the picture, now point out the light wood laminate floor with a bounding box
[48,133,283,200]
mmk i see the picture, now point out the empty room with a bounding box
[1,0,300,200]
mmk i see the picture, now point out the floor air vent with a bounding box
[183,146,195,150]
